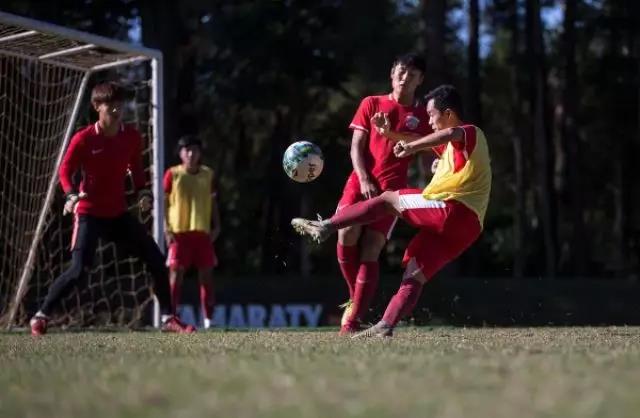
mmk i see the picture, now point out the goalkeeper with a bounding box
[29,82,195,335]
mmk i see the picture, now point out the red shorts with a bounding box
[336,174,400,239]
[167,231,218,270]
[397,189,481,279]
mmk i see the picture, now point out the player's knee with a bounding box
[379,191,400,212]
[359,229,386,260]
[402,257,428,283]
[64,260,86,282]
[380,190,394,201]
[338,225,361,245]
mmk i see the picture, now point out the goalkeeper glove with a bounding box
[62,192,86,216]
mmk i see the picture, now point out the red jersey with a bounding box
[348,94,431,189]
[59,122,146,218]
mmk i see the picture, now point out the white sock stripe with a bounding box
[399,194,446,210]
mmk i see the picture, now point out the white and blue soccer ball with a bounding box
[283,140,324,183]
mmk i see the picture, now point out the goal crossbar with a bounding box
[0,11,165,328]
[0,11,161,71]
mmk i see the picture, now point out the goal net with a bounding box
[0,12,165,329]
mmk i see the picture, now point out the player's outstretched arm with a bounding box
[393,127,465,158]
[370,112,420,143]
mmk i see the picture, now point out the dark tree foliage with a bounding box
[2,0,638,279]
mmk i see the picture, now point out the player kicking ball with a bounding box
[164,136,221,329]
[292,85,491,338]
[29,82,195,335]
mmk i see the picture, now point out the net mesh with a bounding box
[0,29,158,328]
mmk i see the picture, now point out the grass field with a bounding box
[1,327,639,418]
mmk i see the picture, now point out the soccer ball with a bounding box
[283,141,324,183]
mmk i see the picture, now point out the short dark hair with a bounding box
[90,82,128,105]
[424,85,464,119]
[176,135,203,153]
[391,53,426,74]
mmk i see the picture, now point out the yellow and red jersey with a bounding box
[423,124,492,226]
[163,164,215,233]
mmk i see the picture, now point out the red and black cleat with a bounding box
[30,316,48,336]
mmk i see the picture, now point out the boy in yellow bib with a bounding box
[164,136,221,329]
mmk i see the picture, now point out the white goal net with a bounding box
[0,12,165,329]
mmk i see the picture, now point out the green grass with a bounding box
[1,327,640,418]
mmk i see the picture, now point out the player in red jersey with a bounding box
[293,85,492,338]
[29,82,195,335]
[336,53,431,334]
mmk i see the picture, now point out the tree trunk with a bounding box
[636,5,640,271]
[140,1,183,167]
[422,0,447,89]
[560,0,587,276]
[508,0,527,278]
[467,0,482,125]
[526,0,557,277]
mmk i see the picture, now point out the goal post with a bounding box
[0,11,165,329]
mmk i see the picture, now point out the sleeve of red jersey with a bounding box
[58,131,84,195]
[349,97,374,133]
[162,168,173,194]
[456,124,478,157]
[128,130,147,191]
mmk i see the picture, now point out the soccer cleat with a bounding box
[161,316,196,334]
[339,299,354,327]
[350,320,394,339]
[290,218,333,243]
[30,315,48,336]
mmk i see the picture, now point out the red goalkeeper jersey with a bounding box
[59,122,146,217]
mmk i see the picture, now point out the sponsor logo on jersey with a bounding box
[405,115,420,130]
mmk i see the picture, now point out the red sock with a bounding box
[200,280,215,319]
[169,278,181,315]
[337,243,359,299]
[382,278,424,326]
[347,261,379,324]
[330,196,391,229]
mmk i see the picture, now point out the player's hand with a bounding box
[137,190,153,212]
[393,141,413,158]
[431,158,440,174]
[359,178,379,199]
[165,230,175,245]
[371,112,390,135]
[62,192,86,216]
